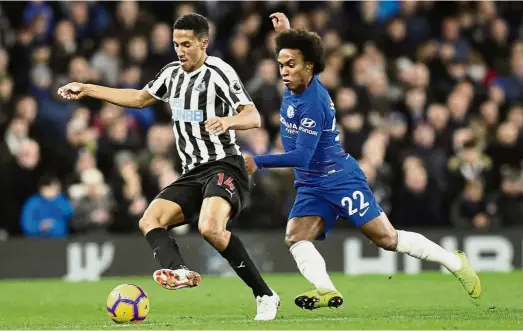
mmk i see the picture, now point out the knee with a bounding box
[284,232,309,248]
[374,230,398,251]
[138,216,166,234]
[198,218,226,244]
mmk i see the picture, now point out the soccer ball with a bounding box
[106,284,150,323]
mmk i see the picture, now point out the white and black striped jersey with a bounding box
[145,56,253,174]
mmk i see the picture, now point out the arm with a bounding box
[252,101,324,169]
[58,83,156,109]
[85,85,156,109]
[20,197,40,236]
[58,62,178,108]
[206,104,261,134]
[227,104,261,130]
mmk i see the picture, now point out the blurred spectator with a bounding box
[20,175,72,238]
[110,151,147,233]
[486,166,523,227]
[0,139,41,235]
[448,137,493,198]
[96,114,142,177]
[391,161,443,227]
[91,36,121,87]
[451,180,494,230]
[69,168,115,234]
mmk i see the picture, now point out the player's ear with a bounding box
[306,63,313,73]
[200,37,209,50]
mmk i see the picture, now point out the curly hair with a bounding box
[275,29,326,75]
[173,13,209,39]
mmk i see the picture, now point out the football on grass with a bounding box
[106,284,149,323]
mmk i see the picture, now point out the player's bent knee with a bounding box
[138,216,166,234]
[198,219,226,243]
[374,230,398,251]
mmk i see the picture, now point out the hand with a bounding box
[205,117,230,136]
[270,12,291,33]
[472,213,489,229]
[57,82,87,100]
[244,155,258,175]
[92,209,110,224]
[39,219,54,232]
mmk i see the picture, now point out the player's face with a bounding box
[277,49,312,93]
[173,29,208,72]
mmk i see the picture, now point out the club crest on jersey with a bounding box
[230,80,242,94]
[287,105,295,118]
[194,81,206,92]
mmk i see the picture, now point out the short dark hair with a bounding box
[38,174,59,189]
[275,29,325,75]
[173,13,209,38]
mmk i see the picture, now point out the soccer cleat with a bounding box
[451,250,481,298]
[294,288,343,310]
[153,268,201,290]
[254,289,280,321]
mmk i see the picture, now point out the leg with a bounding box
[140,181,203,290]
[199,171,279,320]
[342,167,480,298]
[359,213,481,298]
[359,213,462,270]
[285,216,337,291]
[139,198,187,270]
[198,196,272,297]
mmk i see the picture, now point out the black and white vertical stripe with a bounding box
[146,56,253,173]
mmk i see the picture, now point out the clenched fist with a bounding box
[57,82,88,100]
[270,12,290,33]
[243,155,258,175]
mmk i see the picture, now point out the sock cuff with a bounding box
[289,240,313,254]
[220,232,242,258]
[395,230,406,252]
[145,227,167,241]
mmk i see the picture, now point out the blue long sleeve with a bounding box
[21,196,42,236]
[254,97,325,169]
[253,143,315,168]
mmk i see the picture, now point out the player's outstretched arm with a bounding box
[57,82,157,109]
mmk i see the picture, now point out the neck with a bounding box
[292,74,314,94]
[187,53,208,73]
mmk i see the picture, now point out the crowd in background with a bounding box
[0,1,522,240]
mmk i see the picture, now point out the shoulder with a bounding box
[205,56,235,73]
[160,60,180,70]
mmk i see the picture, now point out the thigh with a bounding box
[202,170,246,220]
[141,198,185,232]
[289,188,338,240]
[199,196,233,232]
[331,168,383,228]
[155,180,203,227]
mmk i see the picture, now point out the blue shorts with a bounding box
[289,167,383,240]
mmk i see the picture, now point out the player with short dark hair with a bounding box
[244,12,481,310]
[58,13,279,320]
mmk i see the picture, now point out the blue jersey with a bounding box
[279,76,358,187]
[253,75,383,237]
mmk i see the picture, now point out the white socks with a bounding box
[289,241,336,291]
[395,230,462,272]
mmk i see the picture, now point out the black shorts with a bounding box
[155,155,249,225]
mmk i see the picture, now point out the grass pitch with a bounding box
[0,272,521,330]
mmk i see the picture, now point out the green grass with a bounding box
[0,272,521,329]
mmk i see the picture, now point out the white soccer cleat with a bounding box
[254,289,280,321]
[153,268,201,290]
